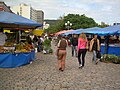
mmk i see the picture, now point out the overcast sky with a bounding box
[1,0,120,24]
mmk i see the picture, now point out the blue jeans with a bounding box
[93,50,97,62]
[105,43,109,54]
[72,46,77,56]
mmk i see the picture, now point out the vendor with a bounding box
[104,35,110,54]
[0,28,7,46]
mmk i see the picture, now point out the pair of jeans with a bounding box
[72,46,77,56]
[78,49,87,66]
[93,50,97,63]
[37,45,42,52]
[105,43,109,54]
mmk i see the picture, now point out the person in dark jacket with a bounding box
[71,35,78,57]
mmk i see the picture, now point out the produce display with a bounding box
[15,43,34,53]
[4,42,14,47]
[0,46,5,53]
[0,46,14,53]
[0,42,34,53]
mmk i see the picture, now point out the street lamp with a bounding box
[65,21,72,30]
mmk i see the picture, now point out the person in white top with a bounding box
[0,28,7,46]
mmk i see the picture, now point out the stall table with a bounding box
[0,50,35,68]
[101,44,120,56]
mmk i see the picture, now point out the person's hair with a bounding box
[79,33,87,40]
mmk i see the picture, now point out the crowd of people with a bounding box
[56,33,102,71]
[26,34,52,53]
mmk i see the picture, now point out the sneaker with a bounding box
[79,64,83,69]
[30,61,32,64]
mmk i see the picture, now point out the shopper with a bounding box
[26,35,32,45]
[71,35,78,57]
[90,34,100,64]
[77,33,88,69]
[37,36,43,52]
[0,28,7,46]
[57,36,68,71]
[104,35,110,54]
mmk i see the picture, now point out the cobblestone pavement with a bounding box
[0,43,120,90]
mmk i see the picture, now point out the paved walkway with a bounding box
[0,43,120,90]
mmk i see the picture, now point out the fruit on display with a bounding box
[15,43,34,53]
[0,46,14,53]
[20,49,29,53]
[0,42,34,53]
[4,42,14,47]
[0,46,4,53]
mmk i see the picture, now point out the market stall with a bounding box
[101,44,120,56]
[62,25,120,56]
[0,42,35,68]
[0,50,35,68]
[0,11,42,68]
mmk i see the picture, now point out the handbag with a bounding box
[97,51,101,59]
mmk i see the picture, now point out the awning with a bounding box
[62,25,120,36]
[55,30,73,36]
[0,11,42,29]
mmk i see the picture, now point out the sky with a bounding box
[1,0,120,24]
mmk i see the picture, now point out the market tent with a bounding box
[62,25,120,36]
[62,29,83,36]
[83,25,120,36]
[0,11,42,29]
[62,27,100,36]
[55,30,73,36]
[76,27,100,34]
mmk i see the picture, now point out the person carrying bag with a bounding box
[90,34,101,64]
[56,36,68,71]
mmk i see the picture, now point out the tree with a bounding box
[46,14,98,33]
[64,14,98,29]
[45,19,64,34]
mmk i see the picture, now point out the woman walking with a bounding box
[90,34,100,64]
[57,37,68,71]
[77,33,88,69]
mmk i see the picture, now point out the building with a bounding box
[0,2,12,12]
[11,3,44,27]
[37,10,44,25]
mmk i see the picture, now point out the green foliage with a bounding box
[43,38,51,47]
[45,20,64,33]
[46,14,98,33]
[43,38,53,53]
[101,55,120,64]
[64,14,98,29]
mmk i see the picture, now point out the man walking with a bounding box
[71,35,78,57]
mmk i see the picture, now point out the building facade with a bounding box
[37,10,44,25]
[11,3,44,26]
[0,2,12,12]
